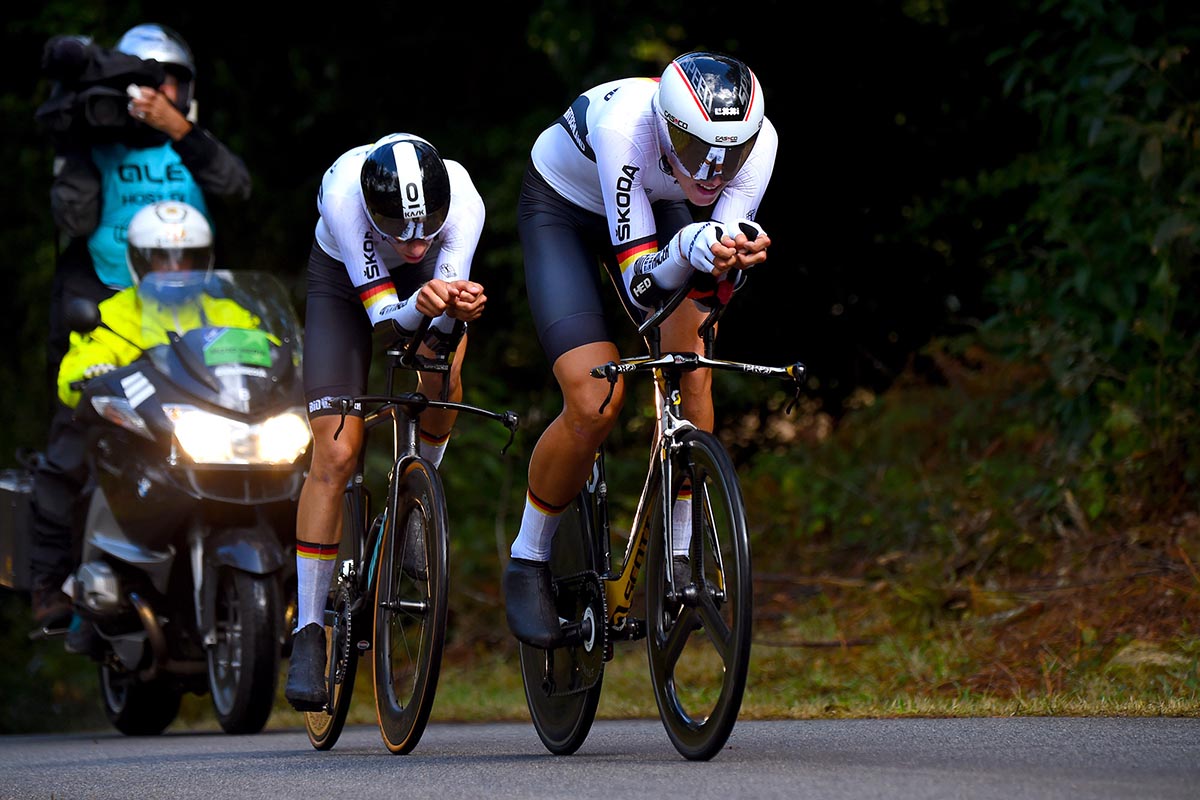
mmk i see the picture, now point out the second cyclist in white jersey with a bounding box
[504,51,778,647]
[285,133,487,710]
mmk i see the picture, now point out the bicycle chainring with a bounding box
[331,580,354,686]
[546,570,606,696]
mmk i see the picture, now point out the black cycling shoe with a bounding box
[503,557,563,649]
[284,623,328,712]
[401,514,427,581]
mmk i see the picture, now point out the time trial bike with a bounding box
[517,276,805,761]
[303,320,518,754]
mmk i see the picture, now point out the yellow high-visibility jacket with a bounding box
[58,288,260,408]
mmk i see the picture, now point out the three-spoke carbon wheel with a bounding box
[518,492,604,755]
[373,458,448,754]
[646,429,752,761]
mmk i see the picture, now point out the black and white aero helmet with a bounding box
[654,51,764,183]
[360,133,451,241]
[115,23,196,113]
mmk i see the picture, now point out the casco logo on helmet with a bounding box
[715,135,740,143]
[663,110,688,130]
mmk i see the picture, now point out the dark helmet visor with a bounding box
[667,126,759,183]
[367,205,448,242]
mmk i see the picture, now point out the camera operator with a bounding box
[29,23,252,631]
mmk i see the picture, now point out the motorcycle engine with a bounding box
[73,560,123,614]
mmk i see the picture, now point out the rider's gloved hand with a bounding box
[82,363,117,380]
[667,220,725,274]
[731,218,767,246]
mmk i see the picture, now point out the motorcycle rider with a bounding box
[56,199,259,654]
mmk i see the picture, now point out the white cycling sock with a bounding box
[296,540,338,631]
[510,489,568,562]
[419,429,450,468]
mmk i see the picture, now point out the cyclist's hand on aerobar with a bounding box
[415,279,487,322]
[717,218,770,274]
[446,279,487,322]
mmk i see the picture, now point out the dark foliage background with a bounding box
[2,0,1199,733]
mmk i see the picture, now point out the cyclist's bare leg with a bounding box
[528,341,625,506]
[505,341,625,647]
[297,415,365,546]
[287,412,363,709]
[660,299,714,431]
[659,300,715,561]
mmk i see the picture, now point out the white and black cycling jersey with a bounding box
[531,76,778,264]
[313,142,485,331]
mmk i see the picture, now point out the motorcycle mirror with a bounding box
[64,297,101,333]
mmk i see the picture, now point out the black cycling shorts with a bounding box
[517,162,692,366]
[302,238,435,418]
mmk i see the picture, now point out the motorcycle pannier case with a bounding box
[0,469,34,591]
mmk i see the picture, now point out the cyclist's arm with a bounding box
[424,160,486,332]
[321,188,425,335]
[712,117,778,270]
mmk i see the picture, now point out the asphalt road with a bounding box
[1,717,1197,800]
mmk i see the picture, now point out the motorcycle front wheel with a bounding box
[100,664,182,736]
[208,568,281,734]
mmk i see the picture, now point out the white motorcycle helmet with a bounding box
[126,201,214,303]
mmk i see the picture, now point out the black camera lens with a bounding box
[81,88,130,128]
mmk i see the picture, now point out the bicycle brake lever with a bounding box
[333,398,349,440]
[596,362,619,415]
[784,362,807,415]
[499,411,519,455]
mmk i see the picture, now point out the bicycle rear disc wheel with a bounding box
[518,491,603,755]
[373,459,449,755]
[646,429,752,760]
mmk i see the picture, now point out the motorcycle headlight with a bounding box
[163,405,311,465]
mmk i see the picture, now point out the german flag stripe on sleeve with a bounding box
[297,540,340,561]
[616,239,658,274]
[359,280,399,315]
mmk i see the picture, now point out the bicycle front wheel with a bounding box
[373,458,449,754]
[518,490,604,755]
[646,429,752,761]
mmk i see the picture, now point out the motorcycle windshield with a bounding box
[137,270,304,415]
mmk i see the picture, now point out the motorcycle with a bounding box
[58,269,311,735]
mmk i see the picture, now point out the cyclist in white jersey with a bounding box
[504,52,778,647]
[285,133,486,710]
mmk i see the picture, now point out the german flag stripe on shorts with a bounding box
[297,540,339,561]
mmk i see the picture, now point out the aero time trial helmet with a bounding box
[654,52,764,183]
[360,133,451,241]
[115,23,196,112]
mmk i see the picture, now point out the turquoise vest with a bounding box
[87,141,211,289]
